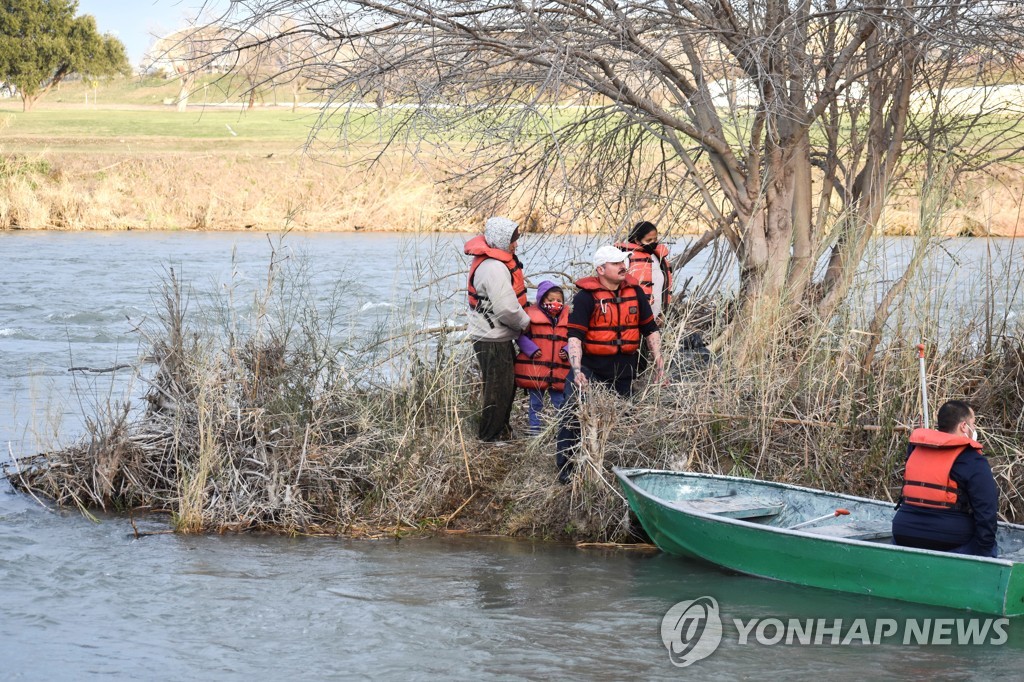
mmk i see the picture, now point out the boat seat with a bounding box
[802,522,892,541]
[673,495,785,519]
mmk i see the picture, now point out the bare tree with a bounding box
[268,18,326,111]
[148,24,231,111]
[195,1,1024,341]
[231,25,274,109]
[189,14,340,111]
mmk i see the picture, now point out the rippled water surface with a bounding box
[2,231,1024,679]
[5,491,1024,680]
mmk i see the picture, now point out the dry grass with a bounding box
[0,150,627,234]
[885,165,1024,237]
[1,149,1022,235]
[0,152,452,232]
[5,240,1022,541]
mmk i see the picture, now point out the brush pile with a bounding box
[5,252,1024,540]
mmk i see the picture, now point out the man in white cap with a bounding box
[555,244,664,482]
[464,216,531,441]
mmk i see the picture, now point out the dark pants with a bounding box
[473,339,517,441]
[555,360,637,482]
[892,534,961,552]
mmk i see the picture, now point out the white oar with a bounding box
[917,343,930,429]
[789,508,849,530]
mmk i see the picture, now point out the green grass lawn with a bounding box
[3,73,1023,159]
[47,73,315,108]
[0,107,319,140]
[0,104,427,153]
[0,74,604,149]
[0,74,353,152]
[0,101,556,153]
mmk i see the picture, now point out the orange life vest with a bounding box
[572,275,645,355]
[464,235,528,327]
[616,241,673,312]
[900,429,982,510]
[514,306,570,391]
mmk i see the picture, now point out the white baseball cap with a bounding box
[592,245,630,268]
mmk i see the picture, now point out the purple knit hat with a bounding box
[535,280,563,305]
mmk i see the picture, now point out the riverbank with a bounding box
[0,151,457,233]
[1,105,1022,235]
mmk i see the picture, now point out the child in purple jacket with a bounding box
[515,281,570,435]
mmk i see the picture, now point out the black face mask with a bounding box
[642,242,659,254]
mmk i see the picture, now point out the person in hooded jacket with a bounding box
[514,281,570,435]
[892,400,999,557]
[464,216,531,442]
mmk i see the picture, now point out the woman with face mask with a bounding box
[616,221,673,326]
[892,400,999,557]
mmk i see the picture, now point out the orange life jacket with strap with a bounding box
[573,275,644,355]
[514,306,570,391]
[900,429,982,510]
[616,241,673,312]
[465,235,528,328]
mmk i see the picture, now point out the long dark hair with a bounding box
[628,221,657,244]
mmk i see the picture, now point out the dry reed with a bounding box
[4,237,1024,541]
[1,151,1021,236]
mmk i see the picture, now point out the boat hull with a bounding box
[615,468,1024,617]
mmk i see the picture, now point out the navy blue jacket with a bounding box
[892,444,998,557]
[567,284,658,383]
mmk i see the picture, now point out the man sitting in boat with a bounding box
[892,400,998,557]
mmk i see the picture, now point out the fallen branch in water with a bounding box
[373,323,467,347]
[68,364,133,374]
[576,542,659,551]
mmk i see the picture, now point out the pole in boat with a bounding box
[789,508,850,530]
[917,343,930,429]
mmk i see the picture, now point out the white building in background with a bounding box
[142,26,236,77]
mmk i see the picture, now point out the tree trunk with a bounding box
[735,145,799,307]
[787,134,814,302]
[176,69,194,113]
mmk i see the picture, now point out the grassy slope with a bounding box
[0,107,320,153]
[1,75,1022,235]
[46,73,316,108]
[0,90,459,231]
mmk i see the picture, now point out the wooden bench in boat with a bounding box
[673,495,785,520]
[801,522,892,541]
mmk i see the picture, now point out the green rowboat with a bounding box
[613,467,1024,616]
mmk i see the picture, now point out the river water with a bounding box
[2,231,1023,679]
